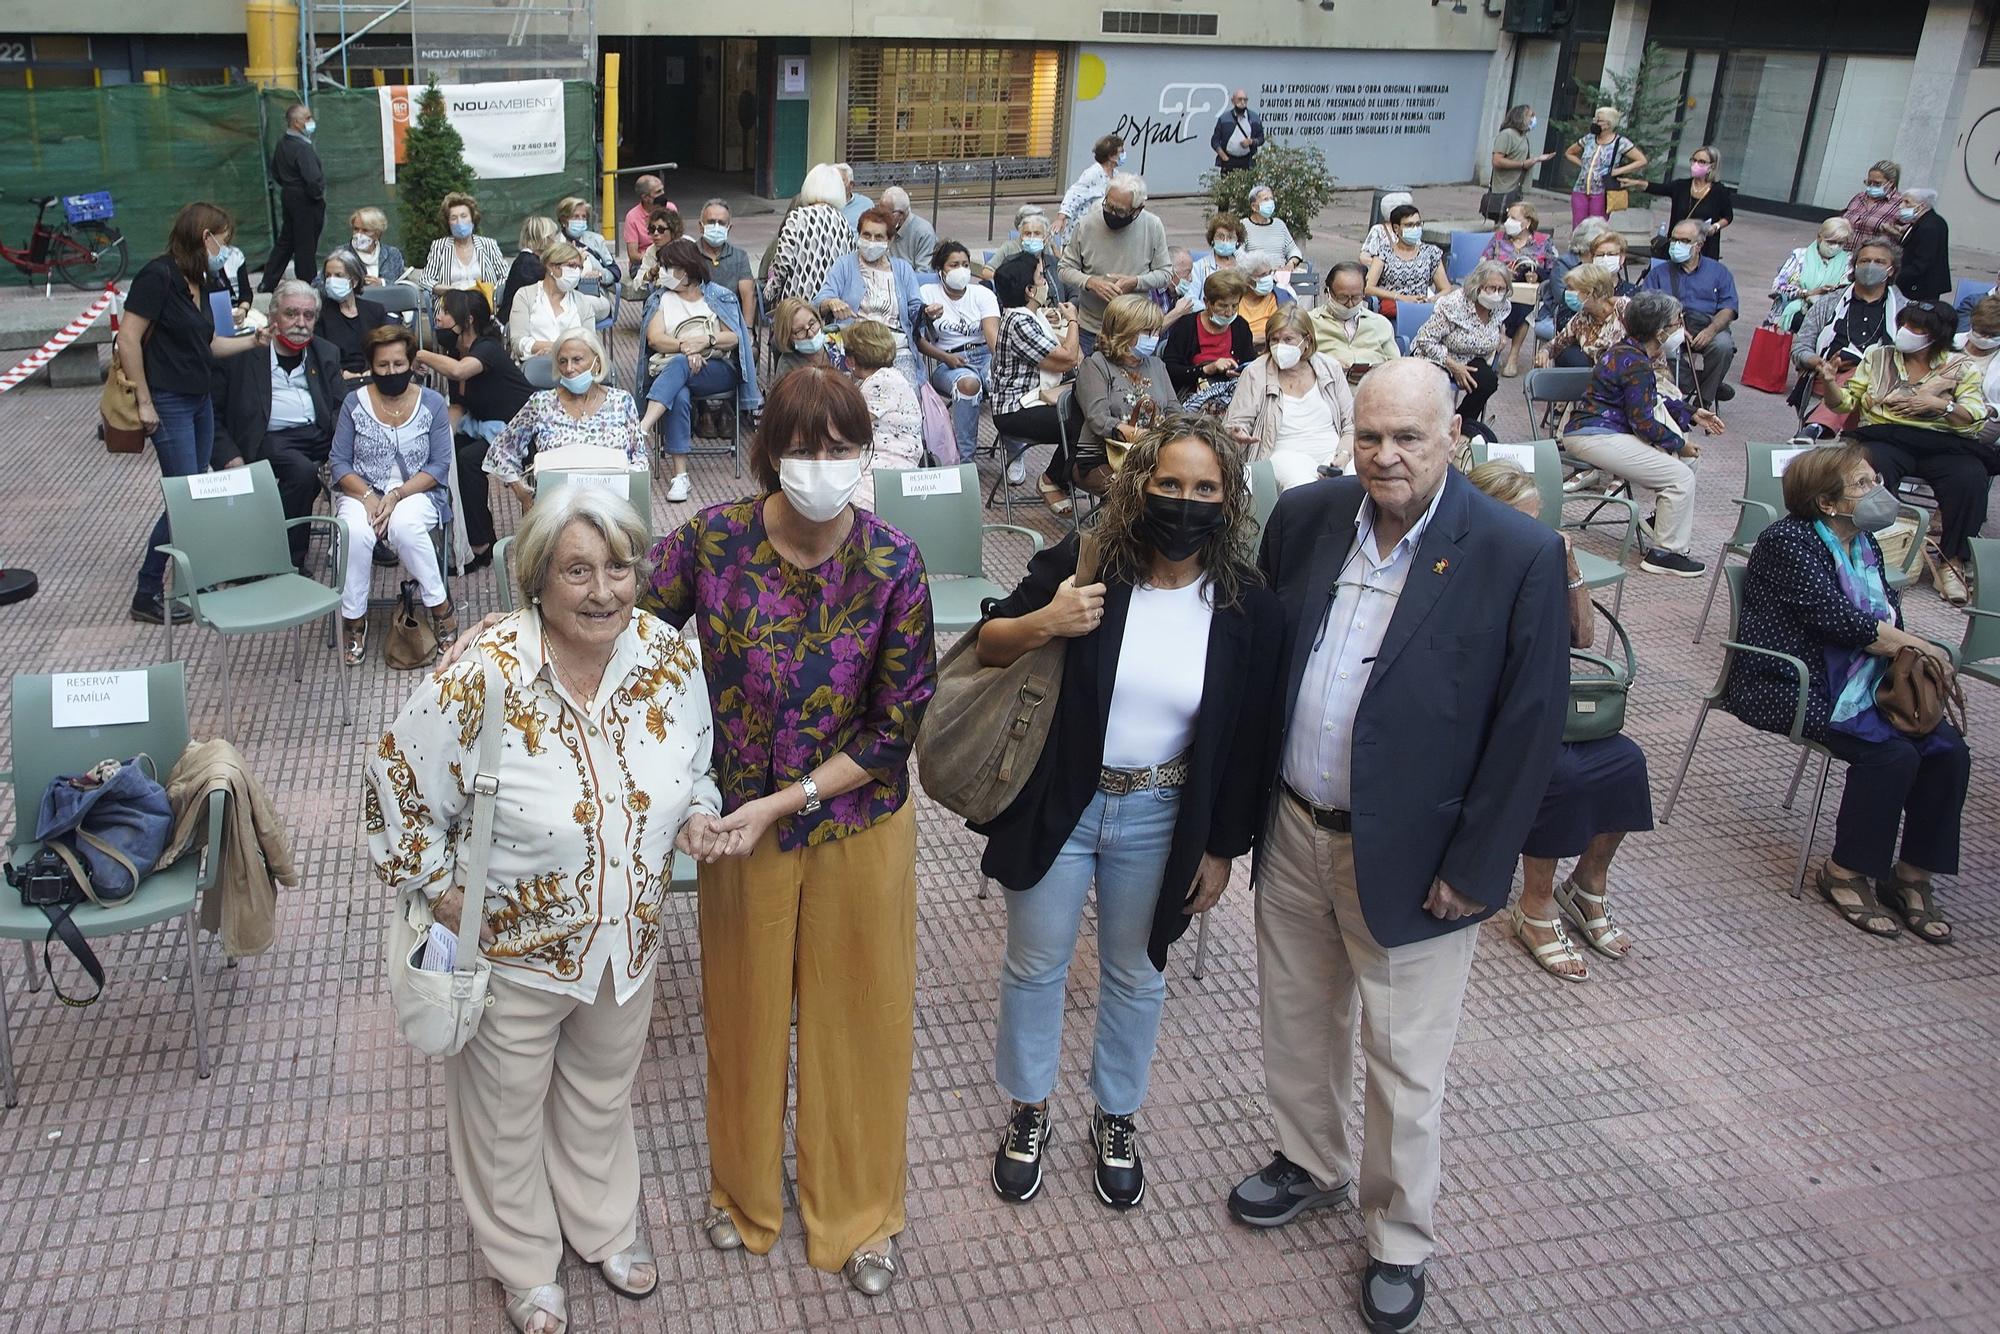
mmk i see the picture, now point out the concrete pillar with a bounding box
[1601,0,1653,84]
[1476,31,1520,186]
[1893,0,1987,191]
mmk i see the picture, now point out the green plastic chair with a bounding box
[1960,537,2000,688]
[1471,439,1638,617]
[1250,459,1278,535]
[157,460,349,736]
[493,464,656,614]
[872,463,1045,632]
[0,664,222,1107]
[1692,441,1801,643]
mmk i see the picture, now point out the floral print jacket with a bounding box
[644,497,937,849]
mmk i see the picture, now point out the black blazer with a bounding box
[1895,211,1952,302]
[211,336,346,466]
[270,134,325,212]
[1645,177,1735,258]
[1256,471,1569,948]
[971,532,1285,969]
[1164,311,1253,395]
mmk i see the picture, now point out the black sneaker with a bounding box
[1091,1108,1145,1208]
[1227,1151,1351,1227]
[991,1102,1051,1203]
[1715,383,1736,402]
[1640,548,1706,577]
[1360,1258,1427,1332]
[129,592,192,625]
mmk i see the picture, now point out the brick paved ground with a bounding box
[0,186,1994,1333]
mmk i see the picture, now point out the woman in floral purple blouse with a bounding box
[641,365,935,1297]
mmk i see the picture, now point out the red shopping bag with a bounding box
[1740,324,1794,394]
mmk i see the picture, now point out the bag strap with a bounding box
[451,652,506,972]
[1074,531,1101,586]
[38,842,106,1007]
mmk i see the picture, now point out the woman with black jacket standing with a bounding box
[1645,146,1735,260]
[970,414,1283,1211]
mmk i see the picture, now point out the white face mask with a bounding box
[1325,300,1364,320]
[1817,239,1841,259]
[1892,327,1932,354]
[857,239,890,262]
[555,266,583,292]
[1661,327,1687,357]
[663,267,687,291]
[1968,332,2000,353]
[1502,218,1524,237]
[1593,255,1622,273]
[1269,341,1303,370]
[1477,289,1510,312]
[351,231,377,253]
[779,457,864,522]
[942,267,971,293]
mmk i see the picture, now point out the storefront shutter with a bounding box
[843,41,1066,194]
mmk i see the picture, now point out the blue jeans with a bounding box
[996,785,1178,1115]
[136,388,215,597]
[646,354,740,456]
[928,343,991,461]
[1079,329,1097,359]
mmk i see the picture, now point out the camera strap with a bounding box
[36,843,106,1008]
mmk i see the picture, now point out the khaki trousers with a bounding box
[443,967,656,1291]
[1256,791,1477,1265]
[698,803,917,1272]
[1561,430,1700,554]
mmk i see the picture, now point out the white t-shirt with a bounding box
[1102,578,1214,768]
[920,282,1000,353]
[1274,385,1339,457]
[656,289,718,342]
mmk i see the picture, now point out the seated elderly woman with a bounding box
[1480,199,1552,376]
[508,240,613,363]
[1806,297,1991,604]
[988,251,1084,513]
[344,206,407,288]
[368,486,720,1334]
[1770,218,1855,331]
[555,194,621,284]
[1535,217,1607,345]
[1468,460,1653,981]
[1724,443,1969,943]
[1074,293,1176,496]
[1242,182,1304,270]
[638,238,742,502]
[1562,291,1724,577]
[768,295,850,385]
[1163,269,1254,396]
[413,191,507,293]
[499,216,558,327]
[1224,304,1355,488]
[1188,213,1247,312]
[1364,203,1448,316]
[484,328,648,514]
[1359,190,1414,261]
[316,249,390,376]
[1535,262,1627,370]
[1410,259,1513,435]
[1234,251,1290,346]
[985,204,1061,278]
[329,323,457,663]
[844,319,925,509]
[816,206,926,388]
[1955,294,2000,404]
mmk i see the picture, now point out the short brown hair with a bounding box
[363,322,419,365]
[748,366,875,494]
[772,296,820,347]
[1093,133,1124,166]
[1097,293,1165,361]
[856,206,896,236]
[1971,293,2000,338]
[654,238,711,288]
[843,319,898,371]
[1207,212,1246,246]
[440,192,481,228]
[1780,442,1869,520]
[1204,268,1251,306]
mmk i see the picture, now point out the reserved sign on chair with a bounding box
[900,470,962,498]
[51,671,149,728]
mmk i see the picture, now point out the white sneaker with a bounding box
[666,474,692,503]
[1006,458,1027,486]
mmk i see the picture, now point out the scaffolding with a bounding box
[298,0,596,89]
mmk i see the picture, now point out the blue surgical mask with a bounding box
[1253,276,1276,295]
[1022,237,1045,255]
[1213,240,1237,258]
[558,370,595,394]
[1401,226,1424,244]
[1865,185,1888,199]
[302,119,316,136]
[1134,333,1161,357]
[794,333,826,355]
[1258,200,1277,218]
[702,222,729,246]
[1897,206,1918,222]
[1563,289,1583,312]
[206,246,227,272]
[1117,149,1129,165]
[450,220,474,239]
[1176,278,1194,297]
[324,276,353,301]
[1528,115,1538,131]
[1668,240,1695,264]
[565,218,587,238]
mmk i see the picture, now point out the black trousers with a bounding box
[1456,356,1500,433]
[245,423,328,566]
[1554,345,1593,369]
[1820,719,1970,879]
[993,403,1069,485]
[454,434,497,551]
[260,201,324,293]
[1855,422,1994,562]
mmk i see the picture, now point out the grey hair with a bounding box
[273,277,321,311]
[833,162,854,182]
[1169,245,1193,264]
[1461,259,1512,300]
[1242,249,1279,278]
[1013,203,1047,227]
[1625,290,1682,342]
[514,485,654,605]
[1871,159,1902,186]
[1669,217,1711,241]
[1903,187,1937,209]
[1107,171,1148,207]
[879,184,911,211]
[1017,211,1052,237]
[1249,181,1275,202]
[1817,216,1855,244]
[700,197,732,218]
[1569,217,1609,254]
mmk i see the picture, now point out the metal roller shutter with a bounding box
[842,41,1066,195]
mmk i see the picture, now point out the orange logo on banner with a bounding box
[387,86,412,165]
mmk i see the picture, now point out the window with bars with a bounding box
[1100,10,1219,36]
[1985,9,2000,66]
[843,42,1065,182]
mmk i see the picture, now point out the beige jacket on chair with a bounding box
[160,739,297,958]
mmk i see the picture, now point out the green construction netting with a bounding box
[0,82,597,286]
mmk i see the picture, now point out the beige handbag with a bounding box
[384,652,504,1057]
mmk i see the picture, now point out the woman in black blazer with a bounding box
[1164,270,1255,394]
[971,414,1282,1210]
[1645,145,1735,259]
[1723,443,1968,943]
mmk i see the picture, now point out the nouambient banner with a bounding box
[377,79,567,185]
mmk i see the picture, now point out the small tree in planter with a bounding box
[1200,142,1338,240]
[1548,42,1686,187]
[399,81,475,257]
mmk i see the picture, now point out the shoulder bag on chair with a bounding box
[1564,602,1636,742]
[385,652,504,1057]
[916,534,1099,824]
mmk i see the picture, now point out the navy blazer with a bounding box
[1256,470,1570,948]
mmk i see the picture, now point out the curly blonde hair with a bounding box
[1091,414,1260,610]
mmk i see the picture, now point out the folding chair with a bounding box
[522,354,557,391]
[1521,365,1593,440]
[1692,441,1801,643]
[1445,231,1491,285]
[0,664,220,1106]
[493,461,653,613]
[1959,537,2000,687]
[1471,439,1637,617]
[871,463,1045,632]
[373,282,422,329]
[1392,301,1434,351]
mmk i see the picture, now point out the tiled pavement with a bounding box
[0,187,1995,1333]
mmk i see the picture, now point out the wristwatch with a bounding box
[798,774,822,815]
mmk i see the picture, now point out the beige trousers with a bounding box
[443,967,656,1290]
[1561,430,1700,554]
[1255,791,1477,1265]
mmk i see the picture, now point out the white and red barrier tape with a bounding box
[0,283,122,394]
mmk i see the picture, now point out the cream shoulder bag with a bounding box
[385,651,505,1057]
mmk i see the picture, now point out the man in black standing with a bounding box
[1211,90,1265,174]
[261,103,325,294]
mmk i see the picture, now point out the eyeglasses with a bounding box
[1842,474,1885,496]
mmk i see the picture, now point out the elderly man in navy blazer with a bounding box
[1227,358,1569,1332]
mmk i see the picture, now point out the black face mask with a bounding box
[433,325,459,355]
[1141,493,1226,561]
[374,369,414,396]
[1104,208,1140,232]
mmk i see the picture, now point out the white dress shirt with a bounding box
[269,347,316,430]
[1282,484,1447,811]
[367,608,720,1004]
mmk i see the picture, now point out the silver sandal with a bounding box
[844,1238,898,1296]
[704,1208,743,1251]
[1555,877,1633,960]
[599,1234,657,1299]
[502,1282,567,1334]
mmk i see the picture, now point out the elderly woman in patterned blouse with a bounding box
[483,328,648,513]
[647,365,935,1296]
[1535,261,1629,370]
[1411,259,1513,435]
[370,487,720,1334]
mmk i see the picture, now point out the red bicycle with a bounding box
[1,190,128,290]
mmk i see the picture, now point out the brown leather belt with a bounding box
[1098,752,1190,795]
[1285,782,1353,833]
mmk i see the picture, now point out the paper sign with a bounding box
[378,79,565,185]
[51,671,149,729]
[187,470,255,499]
[1486,442,1538,473]
[900,470,963,498]
[782,58,806,95]
[1771,447,1807,477]
[559,471,631,496]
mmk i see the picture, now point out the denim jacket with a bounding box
[638,280,762,415]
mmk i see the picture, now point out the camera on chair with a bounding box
[5,847,83,910]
